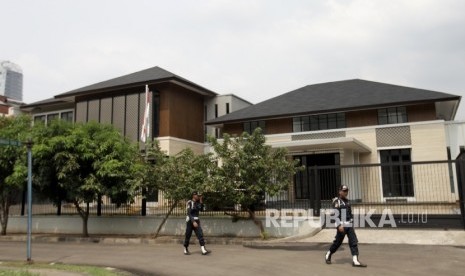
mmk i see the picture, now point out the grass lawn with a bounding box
[0,261,131,275]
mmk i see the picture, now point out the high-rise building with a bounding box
[0,60,23,101]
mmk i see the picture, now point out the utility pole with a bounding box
[25,139,33,263]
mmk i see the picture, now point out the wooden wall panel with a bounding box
[100,98,112,124]
[266,118,292,134]
[223,123,243,136]
[346,110,378,128]
[160,83,204,142]
[87,99,100,122]
[125,93,140,141]
[75,101,87,123]
[112,96,125,133]
[407,103,436,122]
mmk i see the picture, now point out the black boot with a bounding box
[325,251,332,264]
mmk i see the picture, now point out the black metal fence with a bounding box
[8,160,465,228]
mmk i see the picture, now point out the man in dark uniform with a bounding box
[325,185,367,267]
[183,191,211,255]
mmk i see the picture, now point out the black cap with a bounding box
[192,191,199,196]
[339,185,349,191]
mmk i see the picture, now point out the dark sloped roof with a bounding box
[55,66,217,97]
[206,79,460,124]
[21,97,71,108]
[21,98,72,111]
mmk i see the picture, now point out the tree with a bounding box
[208,128,302,239]
[126,141,167,216]
[153,148,216,238]
[34,121,139,237]
[32,120,72,215]
[0,115,31,235]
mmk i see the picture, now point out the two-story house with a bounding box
[21,66,251,155]
[206,79,462,217]
[20,66,251,211]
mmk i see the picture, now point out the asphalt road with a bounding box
[1,241,464,276]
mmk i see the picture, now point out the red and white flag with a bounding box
[140,85,151,143]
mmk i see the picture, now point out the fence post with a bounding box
[21,187,26,216]
[97,195,102,216]
[310,166,320,216]
[314,167,321,217]
[141,188,147,216]
[456,159,465,230]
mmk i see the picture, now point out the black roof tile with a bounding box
[206,79,460,124]
[55,66,216,97]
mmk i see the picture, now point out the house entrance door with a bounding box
[294,153,341,214]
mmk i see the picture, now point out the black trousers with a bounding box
[184,220,205,247]
[329,227,359,256]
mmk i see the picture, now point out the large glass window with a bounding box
[60,111,74,122]
[34,111,74,126]
[293,112,346,132]
[47,113,59,122]
[378,106,407,125]
[244,120,266,134]
[380,149,414,197]
[34,115,46,124]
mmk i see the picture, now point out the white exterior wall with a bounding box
[7,216,321,238]
[445,121,465,159]
[157,136,205,155]
[205,94,251,139]
[246,120,456,204]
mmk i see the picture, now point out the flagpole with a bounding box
[141,84,150,216]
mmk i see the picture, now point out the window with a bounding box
[215,104,218,118]
[34,115,46,124]
[293,112,346,132]
[226,103,230,114]
[60,111,73,122]
[378,106,407,125]
[244,120,266,134]
[380,149,414,197]
[47,113,59,122]
[33,111,74,126]
[215,128,220,139]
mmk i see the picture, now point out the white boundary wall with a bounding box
[7,216,321,238]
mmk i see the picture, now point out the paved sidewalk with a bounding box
[1,241,465,276]
[1,229,465,275]
[245,228,465,248]
[303,228,465,245]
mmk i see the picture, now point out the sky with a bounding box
[2,0,465,118]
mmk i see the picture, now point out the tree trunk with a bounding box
[0,198,9,236]
[153,200,178,238]
[74,201,90,237]
[248,209,267,239]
